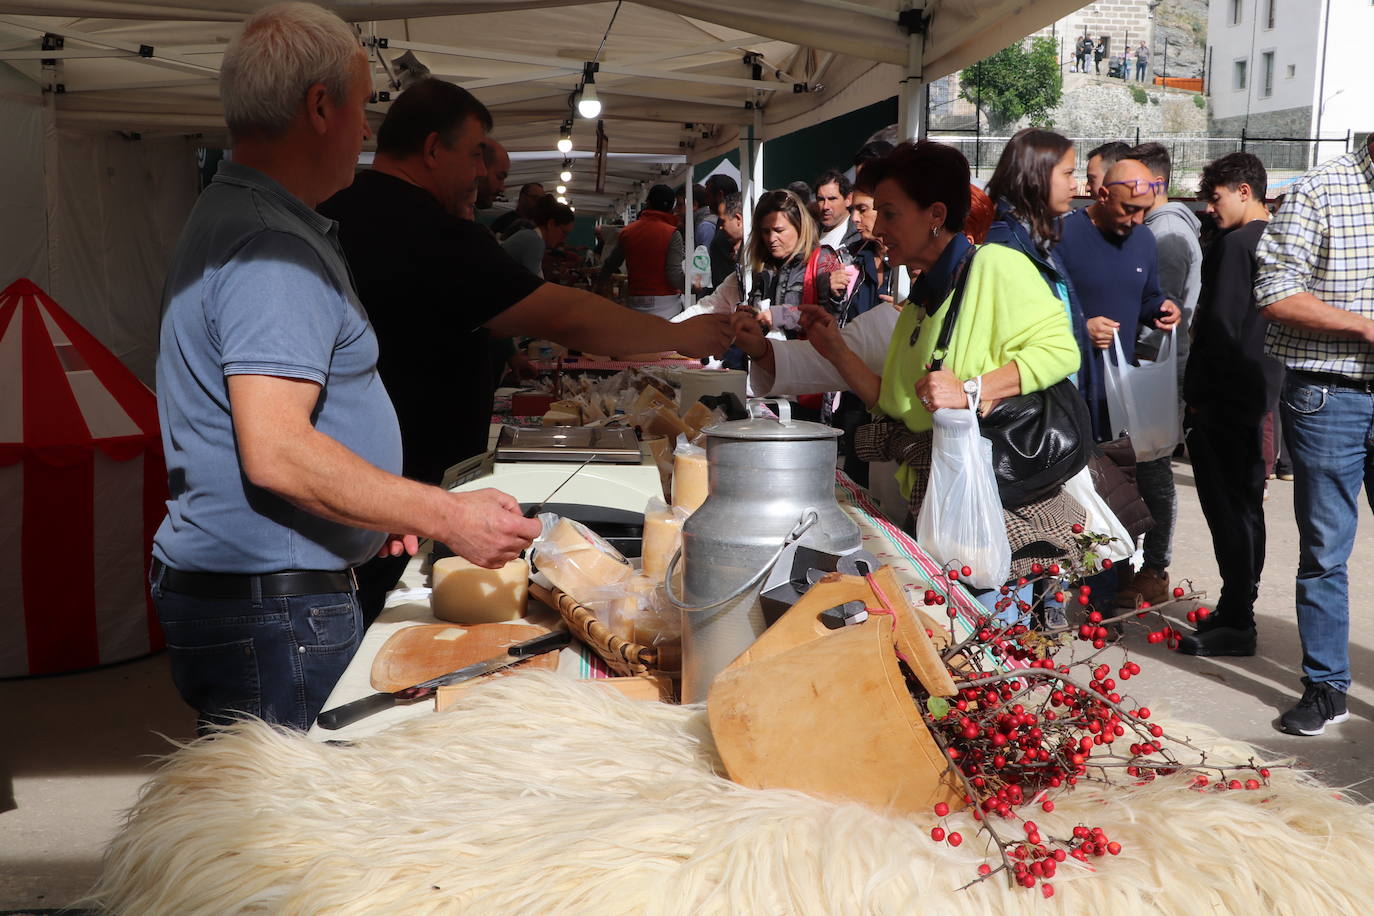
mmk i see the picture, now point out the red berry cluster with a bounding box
[909,550,1279,893]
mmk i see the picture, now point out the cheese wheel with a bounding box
[537,518,634,602]
[641,505,684,581]
[430,556,530,624]
[671,449,709,513]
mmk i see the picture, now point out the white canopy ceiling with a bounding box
[0,0,1080,210]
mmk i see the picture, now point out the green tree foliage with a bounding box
[959,36,1063,130]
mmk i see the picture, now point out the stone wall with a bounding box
[1041,79,1209,139]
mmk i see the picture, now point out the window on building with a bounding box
[1234,59,1247,91]
[1286,63,1295,78]
[1261,51,1274,97]
[1266,0,1277,28]
[1230,0,1243,25]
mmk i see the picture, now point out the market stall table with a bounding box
[307,473,1001,743]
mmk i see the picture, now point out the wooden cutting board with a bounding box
[369,623,560,692]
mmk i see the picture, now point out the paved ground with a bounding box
[2,455,1372,910]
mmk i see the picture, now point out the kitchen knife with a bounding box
[522,453,598,517]
[316,629,571,730]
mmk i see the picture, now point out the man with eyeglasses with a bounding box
[1054,158,1180,614]
[1058,158,1182,428]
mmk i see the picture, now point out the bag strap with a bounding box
[925,245,978,371]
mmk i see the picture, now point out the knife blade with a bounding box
[522,453,598,518]
[315,629,571,730]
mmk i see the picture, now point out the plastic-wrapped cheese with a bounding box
[641,498,686,581]
[671,445,709,514]
[532,515,634,603]
[681,401,714,432]
[430,556,529,623]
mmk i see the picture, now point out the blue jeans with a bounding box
[152,566,363,732]
[1281,377,1374,691]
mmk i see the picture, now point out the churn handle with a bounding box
[664,509,819,612]
[745,397,793,425]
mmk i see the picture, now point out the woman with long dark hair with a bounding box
[984,128,1100,438]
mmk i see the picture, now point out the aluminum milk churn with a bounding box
[670,398,861,702]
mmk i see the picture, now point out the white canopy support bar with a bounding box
[382,38,783,92]
[0,16,219,78]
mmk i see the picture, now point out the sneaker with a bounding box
[1277,681,1350,736]
[1277,471,1295,481]
[1178,623,1256,657]
[1115,566,1169,608]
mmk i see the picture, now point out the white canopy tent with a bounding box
[0,0,1079,379]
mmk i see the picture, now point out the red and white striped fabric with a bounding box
[0,278,166,677]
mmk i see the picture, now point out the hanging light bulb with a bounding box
[556,195,568,204]
[576,63,601,119]
[556,121,573,153]
[559,161,573,183]
[577,81,601,119]
[556,184,567,195]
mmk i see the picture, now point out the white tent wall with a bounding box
[46,130,198,387]
[0,63,48,293]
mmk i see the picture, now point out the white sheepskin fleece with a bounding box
[88,672,1374,915]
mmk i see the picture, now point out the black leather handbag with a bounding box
[928,248,1092,508]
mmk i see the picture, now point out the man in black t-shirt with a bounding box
[1179,153,1278,659]
[320,79,730,620]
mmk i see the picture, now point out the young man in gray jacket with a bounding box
[1114,142,1203,609]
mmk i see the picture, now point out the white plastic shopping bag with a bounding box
[1062,466,1143,568]
[1103,327,1181,462]
[916,391,1011,590]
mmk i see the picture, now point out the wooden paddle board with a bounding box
[369,623,559,692]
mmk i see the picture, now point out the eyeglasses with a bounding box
[1104,178,1165,196]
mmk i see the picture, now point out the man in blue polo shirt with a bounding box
[151,3,541,733]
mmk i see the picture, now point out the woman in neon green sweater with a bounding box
[734,141,1084,587]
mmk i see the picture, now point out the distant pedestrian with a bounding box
[1077,35,1094,73]
[1255,135,1374,736]
[1094,37,1107,74]
[1135,42,1150,81]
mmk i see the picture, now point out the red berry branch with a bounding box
[903,532,1283,894]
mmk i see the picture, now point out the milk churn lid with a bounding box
[702,397,843,441]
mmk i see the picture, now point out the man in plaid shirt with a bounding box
[1255,137,1374,736]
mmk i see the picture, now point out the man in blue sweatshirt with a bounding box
[1055,157,1180,610]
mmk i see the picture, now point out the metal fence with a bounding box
[929,130,1359,190]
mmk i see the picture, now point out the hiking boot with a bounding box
[1115,566,1169,608]
[1277,681,1349,736]
[1178,623,1256,657]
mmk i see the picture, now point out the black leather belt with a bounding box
[1291,370,1374,393]
[152,559,356,599]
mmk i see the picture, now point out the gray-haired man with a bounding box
[151,2,540,732]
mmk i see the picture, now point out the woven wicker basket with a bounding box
[529,581,667,677]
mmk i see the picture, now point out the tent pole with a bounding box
[896,5,928,140]
[682,162,695,311]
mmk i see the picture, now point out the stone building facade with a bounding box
[1031,1,1156,76]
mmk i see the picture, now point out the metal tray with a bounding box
[494,425,642,463]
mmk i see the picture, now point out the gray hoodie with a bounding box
[1137,201,1202,382]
